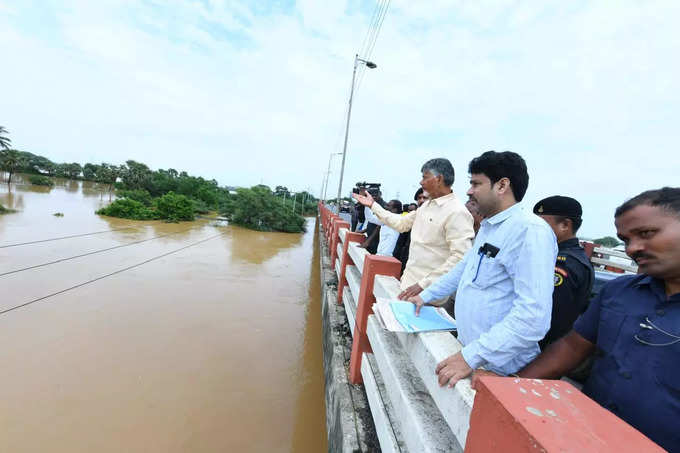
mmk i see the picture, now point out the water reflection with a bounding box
[290,219,328,451]
[227,224,305,265]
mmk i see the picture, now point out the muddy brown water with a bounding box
[0,175,327,452]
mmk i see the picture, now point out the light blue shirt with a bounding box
[420,203,557,375]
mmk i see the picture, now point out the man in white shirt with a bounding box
[376,200,403,256]
[352,158,475,300]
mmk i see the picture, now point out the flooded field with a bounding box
[0,175,327,452]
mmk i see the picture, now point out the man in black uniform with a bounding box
[533,196,594,349]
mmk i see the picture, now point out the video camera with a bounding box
[352,181,381,197]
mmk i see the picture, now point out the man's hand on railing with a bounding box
[398,283,424,301]
[470,369,502,390]
[435,352,473,388]
[352,192,374,207]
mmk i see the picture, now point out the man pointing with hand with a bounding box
[352,158,474,303]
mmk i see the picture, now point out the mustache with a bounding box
[631,252,656,263]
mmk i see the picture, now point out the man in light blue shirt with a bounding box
[408,151,557,387]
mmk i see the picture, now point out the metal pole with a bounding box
[336,54,359,212]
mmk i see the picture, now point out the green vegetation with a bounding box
[97,198,158,220]
[97,192,195,222]
[593,236,622,248]
[153,192,195,222]
[53,212,64,217]
[0,134,317,230]
[221,185,306,233]
[0,126,11,150]
[28,174,54,186]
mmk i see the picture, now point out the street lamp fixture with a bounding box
[336,54,377,211]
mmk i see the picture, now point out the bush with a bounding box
[220,186,306,233]
[96,198,158,220]
[190,198,211,214]
[153,191,194,222]
[28,175,54,186]
[116,189,153,206]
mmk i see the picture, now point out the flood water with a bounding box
[0,175,327,452]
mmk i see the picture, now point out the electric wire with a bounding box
[0,228,194,278]
[0,227,138,249]
[0,232,226,317]
[355,0,392,94]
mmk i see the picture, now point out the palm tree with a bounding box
[0,149,24,185]
[0,126,11,150]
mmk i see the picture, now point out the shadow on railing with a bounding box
[317,202,662,453]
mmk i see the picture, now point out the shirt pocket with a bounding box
[595,307,627,362]
[471,255,503,288]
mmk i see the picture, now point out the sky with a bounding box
[1,0,679,238]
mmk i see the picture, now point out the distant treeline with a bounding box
[0,149,316,231]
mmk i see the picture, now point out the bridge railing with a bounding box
[317,202,662,453]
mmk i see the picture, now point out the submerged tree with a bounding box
[0,149,25,185]
[221,185,306,233]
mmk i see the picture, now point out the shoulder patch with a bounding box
[556,255,567,262]
[554,272,564,286]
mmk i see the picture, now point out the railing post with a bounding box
[349,254,402,384]
[337,231,364,305]
[327,215,340,244]
[330,221,350,265]
[465,376,664,452]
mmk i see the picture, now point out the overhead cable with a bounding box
[0,228,195,278]
[0,227,138,249]
[0,232,225,317]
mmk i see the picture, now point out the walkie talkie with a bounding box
[479,242,500,258]
[473,243,500,282]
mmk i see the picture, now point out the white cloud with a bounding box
[1,0,679,236]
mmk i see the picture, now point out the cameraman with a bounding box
[356,185,386,254]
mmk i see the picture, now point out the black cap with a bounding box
[533,195,582,219]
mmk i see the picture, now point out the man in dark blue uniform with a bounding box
[533,196,594,348]
[511,187,680,452]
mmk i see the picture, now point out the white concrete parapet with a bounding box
[332,222,471,451]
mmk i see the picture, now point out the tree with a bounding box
[0,149,25,185]
[0,126,11,150]
[274,185,290,197]
[593,236,621,248]
[221,185,306,233]
[82,163,98,180]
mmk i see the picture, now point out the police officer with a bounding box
[533,195,594,349]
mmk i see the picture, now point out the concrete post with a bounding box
[349,254,402,384]
[330,221,350,264]
[465,376,664,452]
[337,231,364,305]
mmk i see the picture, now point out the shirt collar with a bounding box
[427,191,455,207]
[483,203,522,225]
[634,274,676,302]
[558,237,580,250]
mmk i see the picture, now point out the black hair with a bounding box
[414,187,424,201]
[388,199,402,213]
[615,187,680,218]
[554,215,583,233]
[468,150,529,202]
[421,158,455,187]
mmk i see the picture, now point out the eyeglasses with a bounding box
[634,316,680,347]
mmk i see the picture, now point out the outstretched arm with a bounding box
[519,331,595,379]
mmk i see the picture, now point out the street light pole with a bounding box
[336,54,377,212]
[323,152,342,202]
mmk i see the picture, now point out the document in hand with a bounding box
[372,298,457,333]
